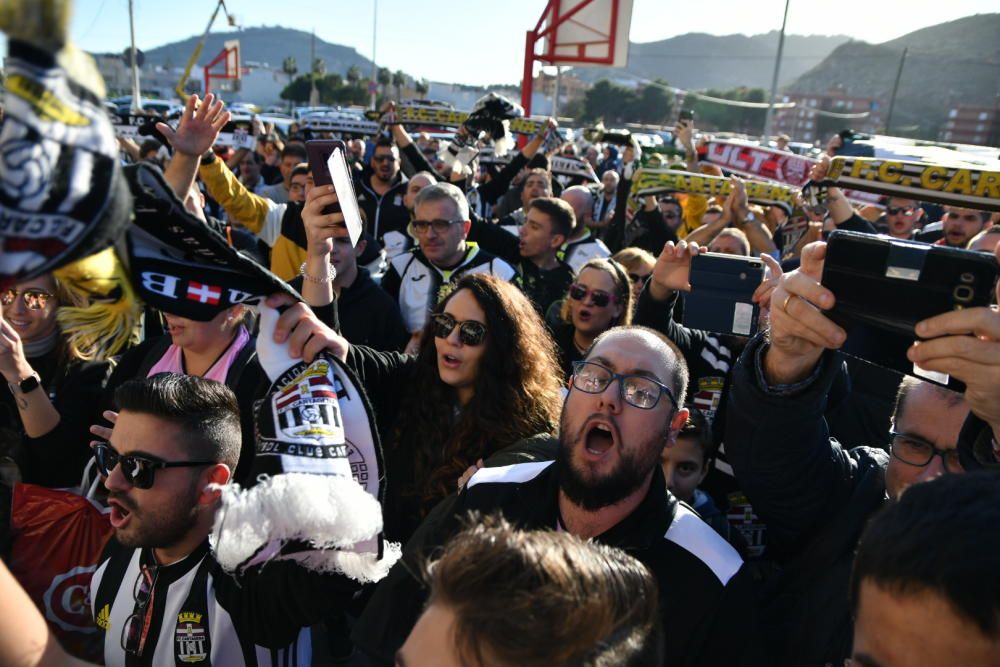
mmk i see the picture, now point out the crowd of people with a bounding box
[1,21,1000,667]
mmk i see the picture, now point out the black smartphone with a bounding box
[683,253,764,337]
[305,140,346,215]
[821,230,998,389]
[679,109,695,123]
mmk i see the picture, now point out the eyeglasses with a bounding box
[571,361,677,410]
[372,154,397,163]
[888,429,962,473]
[411,219,463,234]
[1,288,55,310]
[568,283,618,308]
[121,564,158,656]
[430,312,487,346]
[94,443,215,490]
[886,206,914,216]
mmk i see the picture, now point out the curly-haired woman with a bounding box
[346,273,564,543]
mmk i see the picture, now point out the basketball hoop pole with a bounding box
[521,29,536,117]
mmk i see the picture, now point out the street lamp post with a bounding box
[762,0,791,144]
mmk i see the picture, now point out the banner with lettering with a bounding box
[629,168,799,213]
[825,157,1000,212]
[705,140,882,206]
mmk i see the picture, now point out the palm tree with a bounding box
[415,79,430,99]
[377,67,391,98]
[392,70,406,100]
[312,58,326,78]
[346,65,362,85]
[282,57,299,112]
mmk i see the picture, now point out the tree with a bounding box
[346,65,362,85]
[392,70,406,100]
[312,58,326,78]
[634,81,674,125]
[581,79,639,124]
[415,79,429,98]
[282,56,298,80]
[377,67,391,97]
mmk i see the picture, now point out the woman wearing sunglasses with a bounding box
[344,273,563,543]
[552,257,634,379]
[0,273,118,487]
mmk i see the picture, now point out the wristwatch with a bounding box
[7,371,40,395]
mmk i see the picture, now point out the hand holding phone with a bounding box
[821,230,997,389]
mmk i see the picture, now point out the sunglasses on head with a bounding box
[628,273,651,285]
[569,283,617,308]
[431,312,487,346]
[2,287,54,310]
[94,442,215,490]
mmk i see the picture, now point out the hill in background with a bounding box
[787,13,1000,137]
[570,32,852,89]
[143,26,373,76]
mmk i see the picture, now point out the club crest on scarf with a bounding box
[270,359,346,447]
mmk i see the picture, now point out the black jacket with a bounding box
[290,269,408,352]
[466,214,575,316]
[724,334,889,667]
[352,442,764,667]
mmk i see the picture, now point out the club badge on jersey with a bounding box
[175,612,209,664]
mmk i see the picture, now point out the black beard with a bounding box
[115,479,202,551]
[555,412,660,512]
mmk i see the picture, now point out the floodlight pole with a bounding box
[762,0,790,144]
[370,0,378,110]
[128,0,142,111]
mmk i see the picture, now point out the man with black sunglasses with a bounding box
[354,326,763,667]
[87,373,364,666]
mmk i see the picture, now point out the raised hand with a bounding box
[649,240,702,301]
[89,410,119,448]
[908,244,1000,438]
[764,241,845,384]
[0,318,32,386]
[157,93,230,157]
[302,184,347,258]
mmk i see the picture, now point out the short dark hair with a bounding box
[373,136,395,151]
[892,376,964,425]
[114,373,241,472]
[139,139,162,158]
[427,514,663,667]
[527,197,574,238]
[678,407,716,467]
[281,143,308,162]
[851,471,1000,636]
[241,151,264,165]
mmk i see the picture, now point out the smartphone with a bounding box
[821,230,998,389]
[679,109,695,122]
[305,139,346,188]
[306,140,346,216]
[683,253,764,337]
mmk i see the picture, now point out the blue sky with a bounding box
[4,0,998,85]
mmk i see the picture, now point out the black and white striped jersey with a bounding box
[90,539,357,666]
